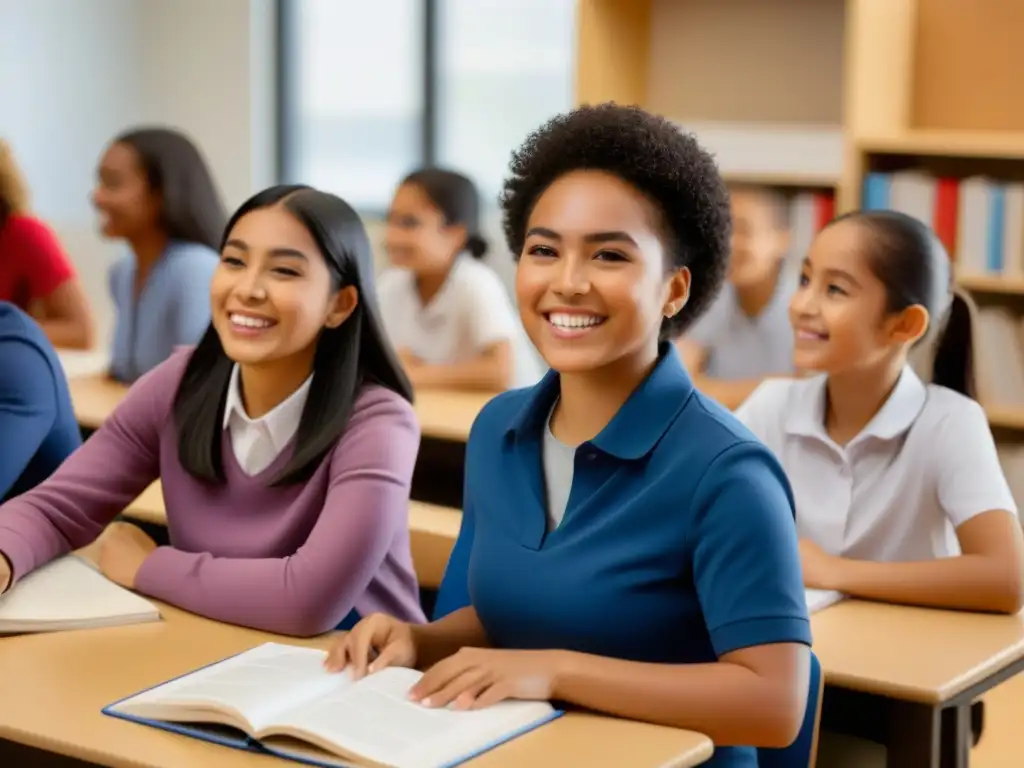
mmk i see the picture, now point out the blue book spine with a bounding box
[987,184,1006,273]
[862,173,891,210]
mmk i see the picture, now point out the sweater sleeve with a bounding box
[0,356,174,584]
[134,389,421,637]
[0,338,57,498]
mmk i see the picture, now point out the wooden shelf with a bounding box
[985,406,1024,431]
[858,131,1024,160]
[721,171,838,189]
[957,274,1024,296]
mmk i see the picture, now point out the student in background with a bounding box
[377,168,541,391]
[675,184,794,409]
[330,105,810,766]
[737,210,1024,615]
[0,140,95,349]
[0,302,81,501]
[93,127,227,382]
[0,185,426,637]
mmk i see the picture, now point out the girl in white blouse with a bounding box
[376,169,541,391]
[737,210,1023,615]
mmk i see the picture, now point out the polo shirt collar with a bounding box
[785,365,927,443]
[505,342,695,460]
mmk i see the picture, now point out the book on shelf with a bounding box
[788,189,836,262]
[973,308,1024,409]
[0,555,160,634]
[103,642,563,768]
[861,171,1024,279]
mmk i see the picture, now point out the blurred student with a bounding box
[0,302,80,501]
[738,210,1023,615]
[676,185,794,408]
[377,168,541,391]
[0,140,95,349]
[330,105,811,767]
[0,185,425,637]
[93,127,227,382]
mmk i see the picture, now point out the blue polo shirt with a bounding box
[436,344,810,768]
[0,302,81,501]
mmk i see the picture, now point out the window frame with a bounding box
[274,0,440,211]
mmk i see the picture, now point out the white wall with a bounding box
[0,0,276,345]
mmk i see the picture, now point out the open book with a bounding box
[104,642,562,768]
[0,555,160,633]
[805,588,844,614]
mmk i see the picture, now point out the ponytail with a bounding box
[465,233,489,259]
[931,290,976,398]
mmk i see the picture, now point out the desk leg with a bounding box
[939,705,971,768]
[886,700,941,768]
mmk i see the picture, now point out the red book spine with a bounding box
[933,177,960,259]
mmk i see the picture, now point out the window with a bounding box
[278,0,425,211]
[278,0,576,214]
[435,0,576,206]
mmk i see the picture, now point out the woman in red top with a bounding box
[0,140,95,349]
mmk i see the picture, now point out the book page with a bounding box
[0,555,159,633]
[805,588,843,614]
[267,666,555,768]
[116,643,348,734]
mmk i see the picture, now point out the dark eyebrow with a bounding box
[525,227,638,247]
[223,239,307,261]
[801,258,862,289]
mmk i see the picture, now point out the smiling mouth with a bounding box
[795,329,828,342]
[544,311,607,337]
[229,312,277,331]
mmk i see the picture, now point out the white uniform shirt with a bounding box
[376,255,543,389]
[222,364,312,476]
[736,367,1017,562]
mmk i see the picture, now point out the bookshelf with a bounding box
[572,0,1024,457]
[841,0,1024,456]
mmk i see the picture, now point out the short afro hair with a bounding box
[499,102,732,338]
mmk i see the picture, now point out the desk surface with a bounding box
[0,606,713,768]
[123,483,463,589]
[811,599,1024,703]
[68,373,491,443]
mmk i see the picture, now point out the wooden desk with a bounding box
[68,374,491,444]
[812,600,1024,767]
[123,483,462,589]
[0,606,713,768]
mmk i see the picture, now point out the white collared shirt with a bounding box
[222,364,312,476]
[375,255,543,389]
[736,367,1017,562]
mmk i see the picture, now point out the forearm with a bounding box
[553,651,804,747]
[413,355,510,392]
[38,318,94,350]
[832,554,1024,614]
[135,548,376,638]
[412,607,491,668]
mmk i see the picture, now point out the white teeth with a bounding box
[548,312,605,329]
[230,313,273,329]
[797,330,826,340]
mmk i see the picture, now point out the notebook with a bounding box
[103,642,563,768]
[0,555,161,633]
[804,588,844,614]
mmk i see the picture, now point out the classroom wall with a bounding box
[0,0,276,347]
